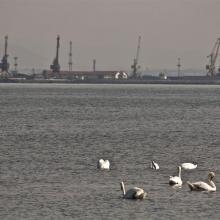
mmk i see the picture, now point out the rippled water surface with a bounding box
[0,83,220,220]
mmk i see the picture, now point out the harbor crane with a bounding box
[50,35,60,78]
[131,35,141,79]
[0,35,10,74]
[206,38,220,76]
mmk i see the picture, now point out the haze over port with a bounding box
[0,0,220,73]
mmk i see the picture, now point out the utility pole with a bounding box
[68,41,72,72]
[14,57,18,73]
[177,57,181,77]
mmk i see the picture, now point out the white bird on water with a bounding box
[120,181,147,199]
[97,159,110,170]
[169,166,183,186]
[181,162,197,170]
[187,172,216,192]
[150,160,159,170]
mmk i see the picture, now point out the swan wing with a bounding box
[125,187,146,199]
[134,188,146,199]
[151,161,159,170]
[104,160,110,167]
[102,160,110,169]
[98,159,110,169]
[169,176,182,185]
[181,163,197,170]
[155,163,159,170]
[124,188,136,199]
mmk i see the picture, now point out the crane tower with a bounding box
[0,35,10,75]
[50,35,61,78]
[206,38,220,76]
[131,36,141,79]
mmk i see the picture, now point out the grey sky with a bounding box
[0,0,220,71]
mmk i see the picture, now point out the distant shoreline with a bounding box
[1,78,220,85]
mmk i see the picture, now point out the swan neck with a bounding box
[121,182,126,196]
[208,179,216,190]
[178,167,181,178]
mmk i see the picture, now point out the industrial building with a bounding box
[42,70,128,80]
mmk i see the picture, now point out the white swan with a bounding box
[181,162,197,170]
[187,172,216,192]
[169,166,182,186]
[120,181,147,199]
[150,160,159,170]
[97,159,110,170]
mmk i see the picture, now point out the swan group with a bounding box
[120,181,147,199]
[96,158,216,199]
[97,159,110,170]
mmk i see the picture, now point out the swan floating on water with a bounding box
[120,181,147,199]
[97,159,110,170]
[150,160,159,170]
[169,166,183,186]
[181,162,197,170]
[187,172,216,192]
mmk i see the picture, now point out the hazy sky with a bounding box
[0,0,220,71]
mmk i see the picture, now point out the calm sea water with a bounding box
[0,83,220,220]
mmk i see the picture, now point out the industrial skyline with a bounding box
[0,0,220,72]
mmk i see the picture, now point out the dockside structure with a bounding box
[42,70,128,80]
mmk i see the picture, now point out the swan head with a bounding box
[208,172,215,180]
[192,161,197,165]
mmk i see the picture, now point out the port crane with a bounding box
[0,35,10,74]
[50,35,60,78]
[131,36,141,79]
[206,38,220,76]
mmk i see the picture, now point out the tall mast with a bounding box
[4,35,8,57]
[56,35,60,61]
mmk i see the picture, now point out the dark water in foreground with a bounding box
[0,83,220,220]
